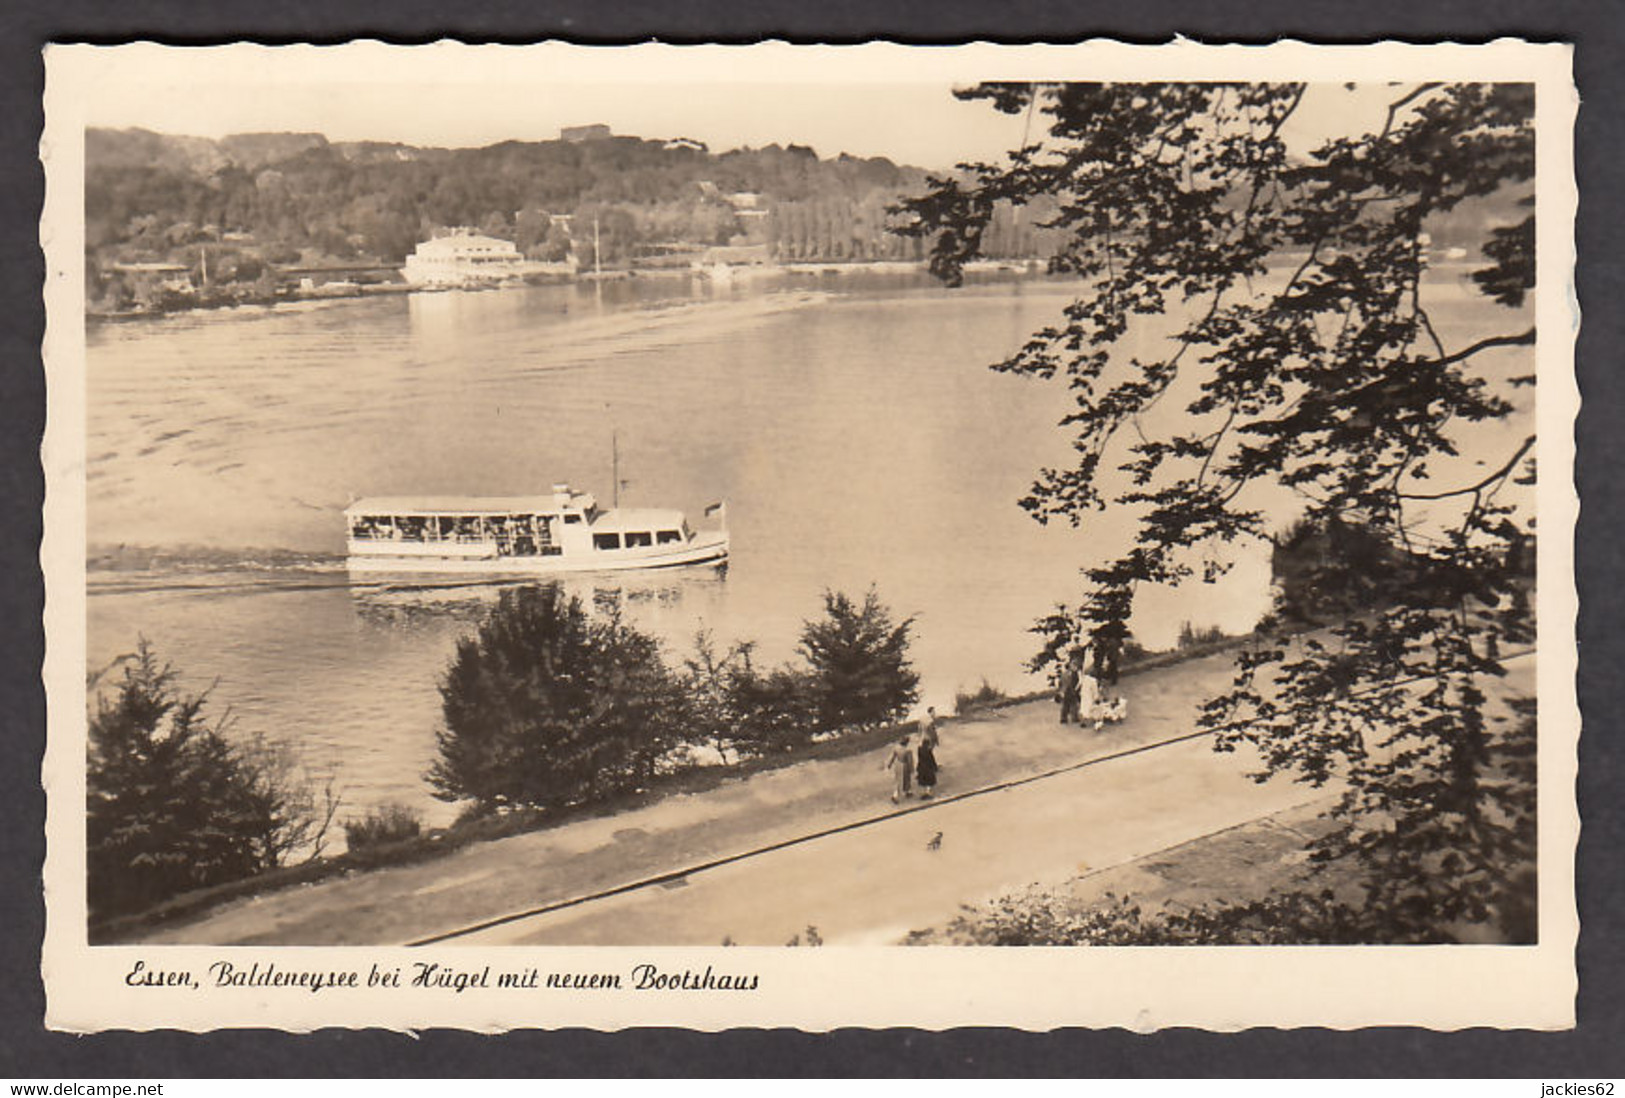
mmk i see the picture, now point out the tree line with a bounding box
[87,586,918,924]
[84,127,1059,309]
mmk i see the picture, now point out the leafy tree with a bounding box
[798,588,919,732]
[1175,621,1226,651]
[682,590,918,751]
[569,203,641,267]
[727,663,823,745]
[429,586,690,811]
[683,631,821,751]
[87,642,335,921]
[513,206,557,257]
[1270,513,1432,627]
[900,83,1537,940]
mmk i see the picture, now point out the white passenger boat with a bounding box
[344,484,728,574]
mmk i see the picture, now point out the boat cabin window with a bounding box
[563,514,583,525]
[624,531,653,548]
[593,532,622,551]
[656,529,683,544]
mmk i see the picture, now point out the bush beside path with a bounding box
[129,648,1263,946]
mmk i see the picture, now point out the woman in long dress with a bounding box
[916,738,939,799]
[884,736,914,804]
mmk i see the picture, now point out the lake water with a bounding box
[84,266,1527,826]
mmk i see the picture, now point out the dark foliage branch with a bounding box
[900,82,1538,939]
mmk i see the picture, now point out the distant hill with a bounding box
[85,126,957,257]
[82,122,1524,315]
[218,132,331,170]
[85,127,232,175]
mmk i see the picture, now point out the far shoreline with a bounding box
[81,258,1060,325]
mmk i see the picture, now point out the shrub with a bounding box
[678,629,743,741]
[678,630,818,750]
[1175,621,1228,651]
[724,661,821,749]
[797,588,918,733]
[87,641,336,922]
[1120,636,1153,664]
[954,678,1009,714]
[945,787,1537,948]
[342,803,423,851]
[943,889,1382,946]
[428,585,692,812]
[683,596,919,752]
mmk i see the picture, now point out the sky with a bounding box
[78,63,1030,171]
[66,44,1408,172]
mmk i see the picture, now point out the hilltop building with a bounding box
[561,123,613,143]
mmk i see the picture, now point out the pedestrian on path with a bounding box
[884,735,914,804]
[1057,658,1081,725]
[1091,625,1124,687]
[920,706,940,749]
[1078,666,1100,728]
[916,736,938,799]
[1091,695,1128,731]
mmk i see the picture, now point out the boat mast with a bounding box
[612,429,619,509]
[593,217,602,278]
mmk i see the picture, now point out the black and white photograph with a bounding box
[39,41,1579,1031]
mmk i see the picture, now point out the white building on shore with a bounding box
[402,229,526,287]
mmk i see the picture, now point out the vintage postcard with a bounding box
[40,40,1579,1031]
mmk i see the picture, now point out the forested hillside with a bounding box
[84,122,1518,318]
[85,126,1058,312]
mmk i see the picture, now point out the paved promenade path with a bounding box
[136,648,1332,946]
[454,734,1330,946]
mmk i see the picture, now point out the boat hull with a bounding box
[346,533,729,575]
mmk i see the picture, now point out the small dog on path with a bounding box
[926,831,943,852]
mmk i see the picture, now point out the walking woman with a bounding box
[916,735,939,799]
[884,735,914,804]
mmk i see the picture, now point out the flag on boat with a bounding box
[704,501,726,518]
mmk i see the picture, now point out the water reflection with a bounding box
[346,565,730,643]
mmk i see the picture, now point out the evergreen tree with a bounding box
[429,586,689,811]
[797,588,919,732]
[87,642,328,921]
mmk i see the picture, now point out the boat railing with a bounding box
[349,530,496,545]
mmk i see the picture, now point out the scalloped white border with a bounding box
[39,40,1579,1033]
